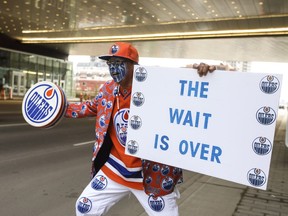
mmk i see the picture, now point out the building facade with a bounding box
[74,59,110,99]
[0,48,74,99]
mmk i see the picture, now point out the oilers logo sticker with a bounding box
[99,114,106,128]
[77,197,92,214]
[173,167,182,176]
[127,140,139,154]
[111,44,119,54]
[256,106,276,125]
[22,81,66,128]
[145,176,152,184]
[101,98,107,107]
[252,137,272,155]
[247,168,266,187]
[259,75,280,94]
[130,115,142,130]
[114,108,129,146]
[91,175,108,190]
[148,195,165,212]
[134,67,148,82]
[106,101,113,109]
[132,92,145,107]
[161,177,174,191]
[152,164,160,172]
[161,165,170,176]
[96,91,103,100]
[143,160,151,170]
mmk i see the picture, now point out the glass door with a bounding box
[12,71,26,96]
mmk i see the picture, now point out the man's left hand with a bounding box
[193,63,216,77]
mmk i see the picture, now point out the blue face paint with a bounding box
[107,60,127,83]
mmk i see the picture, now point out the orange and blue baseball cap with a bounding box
[99,42,139,64]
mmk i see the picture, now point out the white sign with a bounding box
[286,110,288,148]
[126,66,282,190]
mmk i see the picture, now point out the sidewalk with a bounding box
[232,109,288,216]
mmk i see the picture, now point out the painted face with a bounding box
[107,58,127,83]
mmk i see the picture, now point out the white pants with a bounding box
[75,169,180,216]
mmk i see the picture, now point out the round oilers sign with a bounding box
[22,81,67,128]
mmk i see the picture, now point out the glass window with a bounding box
[0,48,73,98]
[10,52,19,69]
[13,75,18,86]
[0,50,9,67]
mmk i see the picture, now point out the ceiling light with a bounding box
[20,27,288,44]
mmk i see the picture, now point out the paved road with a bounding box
[0,101,95,216]
[1,100,288,216]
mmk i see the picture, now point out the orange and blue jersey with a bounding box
[65,80,143,190]
[101,85,143,189]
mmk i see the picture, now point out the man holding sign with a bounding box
[65,42,215,216]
